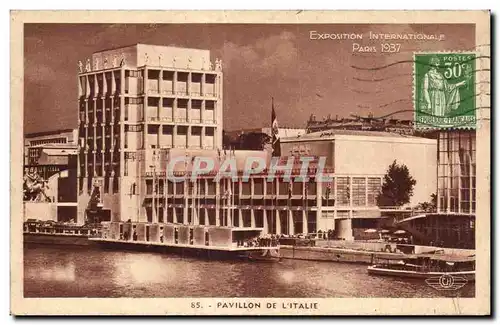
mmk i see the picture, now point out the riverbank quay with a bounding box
[279,241,475,264]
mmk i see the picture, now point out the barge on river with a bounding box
[23,219,100,246]
[89,221,280,260]
[367,254,475,281]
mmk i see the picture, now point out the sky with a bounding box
[24,23,475,134]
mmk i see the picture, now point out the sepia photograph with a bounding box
[10,10,491,315]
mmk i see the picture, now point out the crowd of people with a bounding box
[239,235,280,248]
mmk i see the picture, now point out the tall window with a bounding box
[352,177,366,206]
[438,131,475,213]
[336,177,350,206]
[367,177,381,206]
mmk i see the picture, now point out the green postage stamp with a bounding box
[414,53,476,129]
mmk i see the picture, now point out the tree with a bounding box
[377,160,417,207]
[430,192,437,207]
[238,132,271,150]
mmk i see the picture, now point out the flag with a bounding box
[271,97,281,157]
[326,182,331,200]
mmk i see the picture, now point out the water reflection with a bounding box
[24,244,474,298]
[26,262,75,282]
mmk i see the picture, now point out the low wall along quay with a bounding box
[280,241,475,264]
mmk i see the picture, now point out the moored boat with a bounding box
[23,219,101,246]
[367,254,475,281]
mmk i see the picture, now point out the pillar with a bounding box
[337,218,354,241]
[275,210,281,234]
[183,180,188,225]
[173,206,178,224]
[201,100,206,125]
[302,211,308,234]
[349,176,353,218]
[159,69,163,94]
[262,210,268,234]
[288,211,294,235]
[144,68,149,150]
[458,165,462,213]
[157,120,161,148]
[215,178,220,222]
[173,98,177,122]
[201,126,206,149]
[238,210,243,228]
[365,176,369,207]
[201,73,206,96]
[173,71,177,94]
[172,125,177,148]
[251,210,256,228]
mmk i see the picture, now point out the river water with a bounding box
[24,243,474,298]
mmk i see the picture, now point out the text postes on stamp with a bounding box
[414,53,476,130]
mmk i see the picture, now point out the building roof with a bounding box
[305,129,412,138]
[25,128,76,139]
[282,129,436,143]
[42,148,78,156]
[30,143,78,149]
[397,213,475,225]
[93,43,209,54]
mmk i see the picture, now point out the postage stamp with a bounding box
[414,53,476,129]
[10,10,490,316]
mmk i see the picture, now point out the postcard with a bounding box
[11,10,490,315]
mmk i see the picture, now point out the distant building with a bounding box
[24,128,78,166]
[23,129,78,223]
[306,115,415,135]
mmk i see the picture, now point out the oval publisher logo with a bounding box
[425,274,468,291]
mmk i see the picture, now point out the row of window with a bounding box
[142,205,315,231]
[29,137,67,147]
[79,73,121,97]
[143,70,217,83]
[142,177,381,206]
[145,125,216,135]
[143,97,216,109]
[80,70,218,97]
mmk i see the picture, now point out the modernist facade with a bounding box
[75,44,438,240]
[390,130,477,249]
[24,128,78,166]
[436,130,476,214]
[77,44,223,224]
[279,130,437,237]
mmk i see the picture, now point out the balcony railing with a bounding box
[149,117,174,122]
[174,117,188,123]
[146,116,216,125]
[141,88,217,97]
